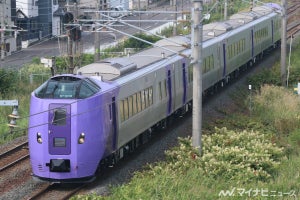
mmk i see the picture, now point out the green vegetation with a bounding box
[71,40,300,199]
[0,62,51,143]
[0,0,298,198]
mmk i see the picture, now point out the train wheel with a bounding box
[248,60,253,67]
[160,119,167,130]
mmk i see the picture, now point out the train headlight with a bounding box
[37,132,43,144]
[78,132,85,144]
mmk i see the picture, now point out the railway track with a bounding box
[0,141,29,172]
[0,2,299,200]
[26,183,87,200]
[287,0,300,38]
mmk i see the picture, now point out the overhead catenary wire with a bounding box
[0,51,184,128]
[1,0,282,134]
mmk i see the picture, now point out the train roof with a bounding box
[203,4,278,41]
[77,35,190,81]
[77,4,281,81]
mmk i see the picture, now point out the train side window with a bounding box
[209,55,214,70]
[235,43,237,56]
[123,98,129,121]
[203,57,206,73]
[132,93,137,115]
[128,96,133,118]
[137,92,141,112]
[144,88,149,108]
[188,65,193,83]
[159,81,162,100]
[227,46,230,59]
[119,100,125,122]
[141,90,146,110]
[149,87,153,105]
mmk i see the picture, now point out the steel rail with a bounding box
[0,141,28,159]
[0,154,30,172]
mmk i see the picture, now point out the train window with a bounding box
[137,92,141,112]
[119,100,125,122]
[132,93,137,115]
[144,89,149,108]
[128,96,133,118]
[34,76,100,99]
[123,98,129,120]
[188,65,193,83]
[159,82,162,100]
[149,87,153,105]
[52,108,66,126]
[203,57,207,73]
[209,55,214,71]
[227,46,229,59]
[164,80,167,97]
[141,90,145,110]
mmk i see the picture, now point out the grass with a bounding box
[0,64,50,145]
[71,38,300,200]
[0,1,297,198]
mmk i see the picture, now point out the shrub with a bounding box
[163,128,284,184]
[0,69,18,97]
[123,33,160,49]
[252,85,300,135]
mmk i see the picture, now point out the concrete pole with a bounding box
[94,1,101,62]
[192,0,202,155]
[224,0,227,20]
[252,0,256,8]
[138,0,141,33]
[281,0,287,86]
[1,0,5,60]
[67,0,74,73]
[173,0,177,36]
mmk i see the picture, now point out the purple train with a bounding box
[28,4,281,182]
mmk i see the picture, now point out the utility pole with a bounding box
[224,0,227,20]
[138,0,141,33]
[94,1,101,62]
[192,0,203,155]
[173,0,177,36]
[67,0,74,73]
[1,0,5,61]
[252,0,256,9]
[281,0,287,86]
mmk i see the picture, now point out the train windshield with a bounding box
[34,76,100,99]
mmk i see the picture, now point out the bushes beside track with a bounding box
[72,39,300,200]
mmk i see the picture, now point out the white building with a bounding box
[0,0,17,59]
[16,0,39,17]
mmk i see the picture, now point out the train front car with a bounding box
[28,75,110,182]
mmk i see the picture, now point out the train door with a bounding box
[48,104,71,155]
[251,29,254,59]
[111,97,117,151]
[222,42,227,78]
[271,19,274,45]
[182,61,187,104]
[167,69,172,114]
